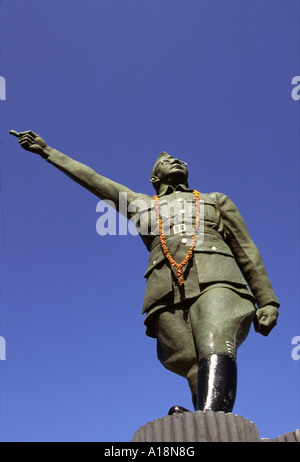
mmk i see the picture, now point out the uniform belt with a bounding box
[149,225,222,252]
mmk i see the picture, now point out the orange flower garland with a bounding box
[153,190,201,285]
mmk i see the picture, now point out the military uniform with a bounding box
[44,147,279,409]
[139,184,279,333]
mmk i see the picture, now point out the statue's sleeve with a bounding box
[216,193,280,309]
[45,148,141,213]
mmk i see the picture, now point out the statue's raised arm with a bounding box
[9,129,140,211]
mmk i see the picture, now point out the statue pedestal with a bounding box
[131,410,260,442]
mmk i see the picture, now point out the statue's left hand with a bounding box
[254,305,279,336]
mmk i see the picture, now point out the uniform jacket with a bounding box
[46,149,280,315]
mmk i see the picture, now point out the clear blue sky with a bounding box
[0,0,299,442]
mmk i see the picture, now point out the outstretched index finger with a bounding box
[9,130,20,138]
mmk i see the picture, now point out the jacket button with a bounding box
[152,260,156,265]
[211,246,217,251]
[181,238,187,244]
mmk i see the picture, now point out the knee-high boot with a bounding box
[196,354,237,413]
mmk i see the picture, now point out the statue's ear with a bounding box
[150,175,160,192]
[150,175,159,184]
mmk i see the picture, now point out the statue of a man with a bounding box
[10,130,279,414]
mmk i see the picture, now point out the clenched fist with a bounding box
[254,305,279,336]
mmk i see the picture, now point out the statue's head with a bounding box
[150,152,189,193]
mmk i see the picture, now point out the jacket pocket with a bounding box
[142,250,173,313]
[194,237,234,256]
[144,244,166,277]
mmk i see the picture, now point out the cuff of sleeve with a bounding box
[42,145,53,160]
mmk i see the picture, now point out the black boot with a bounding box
[196,354,237,413]
[168,405,190,415]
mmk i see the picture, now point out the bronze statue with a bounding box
[9,129,279,414]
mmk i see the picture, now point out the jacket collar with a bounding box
[157,183,193,197]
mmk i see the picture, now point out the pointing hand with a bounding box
[9,130,49,157]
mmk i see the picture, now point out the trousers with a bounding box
[153,287,256,396]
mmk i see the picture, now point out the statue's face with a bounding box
[154,157,188,185]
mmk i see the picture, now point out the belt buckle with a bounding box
[173,223,186,234]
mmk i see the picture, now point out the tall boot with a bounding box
[196,354,237,413]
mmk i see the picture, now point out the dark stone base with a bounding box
[132,410,260,442]
[132,410,300,442]
[262,430,300,442]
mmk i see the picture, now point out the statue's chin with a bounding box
[167,173,188,187]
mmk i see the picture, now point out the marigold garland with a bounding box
[153,190,201,285]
